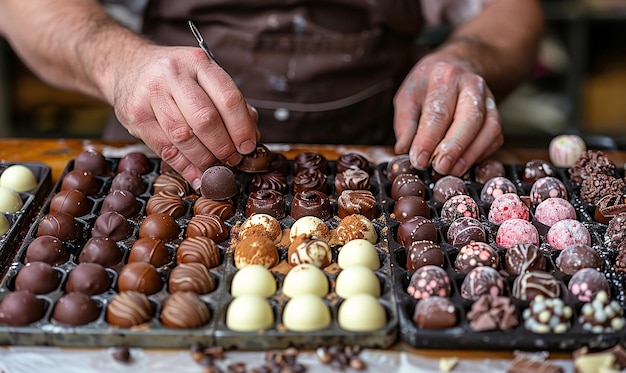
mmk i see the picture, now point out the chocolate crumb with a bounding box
[111,347,131,363]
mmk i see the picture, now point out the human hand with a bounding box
[393,52,503,176]
[106,45,259,190]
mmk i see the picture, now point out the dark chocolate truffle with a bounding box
[336,152,370,174]
[91,211,133,241]
[128,237,171,267]
[249,170,288,194]
[393,196,430,222]
[146,191,185,218]
[160,291,210,329]
[555,243,603,275]
[185,213,228,243]
[529,176,567,205]
[168,262,216,294]
[193,197,234,219]
[78,236,123,267]
[0,291,46,326]
[36,212,82,242]
[337,190,377,220]
[74,149,110,176]
[14,262,61,294]
[460,266,505,301]
[440,194,480,221]
[390,173,427,201]
[432,175,467,204]
[200,165,238,200]
[454,242,499,274]
[176,236,221,268]
[523,159,554,184]
[110,170,146,196]
[153,172,189,197]
[100,189,140,218]
[386,154,418,182]
[117,261,163,295]
[473,159,505,184]
[49,189,92,217]
[334,167,370,195]
[245,189,286,219]
[406,240,444,271]
[139,213,180,243]
[293,168,328,194]
[446,217,485,247]
[294,152,328,174]
[25,235,69,265]
[407,265,450,299]
[238,143,272,173]
[107,291,153,328]
[52,292,101,326]
[291,190,331,220]
[117,152,152,175]
[512,271,561,301]
[412,296,457,329]
[569,150,615,185]
[505,243,545,275]
[60,169,101,196]
[397,216,437,246]
[269,153,289,175]
[480,176,516,205]
[568,268,610,302]
[65,262,112,295]
[605,212,626,250]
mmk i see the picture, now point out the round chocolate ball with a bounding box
[454,242,499,274]
[100,190,140,218]
[14,262,61,294]
[407,265,450,299]
[117,152,152,175]
[234,235,278,269]
[432,175,467,204]
[512,271,560,301]
[505,243,546,275]
[473,159,505,184]
[393,195,430,222]
[245,189,286,219]
[107,291,153,328]
[60,169,101,196]
[49,189,92,217]
[530,176,568,205]
[139,213,180,243]
[52,292,101,326]
[270,153,289,175]
[523,159,554,184]
[446,217,486,248]
[186,213,228,243]
[386,154,418,182]
[36,212,82,242]
[568,268,610,302]
[441,194,480,221]
[390,173,427,200]
[337,189,377,220]
[294,151,328,174]
[176,236,221,268]
[193,197,234,220]
[25,235,69,265]
[168,262,216,294]
[146,191,185,218]
[65,262,112,295]
[200,165,238,200]
[78,236,123,268]
[291,190,331,221]
[128,237,171,267]
[336,152,370,174]
[110,170,146,196]
[480,176,517,205]
[0,291,46,326]
[74,149,110,176]
[460,266,505,301]
[406,240,444,271]
[238,143,272,173]
[160,292,210,329]
[335,214,378,245]
[91,211,133,241]
[293,168,328,194]
[397,216,437,246]
[555,243,603,275]
[117,261,163,295]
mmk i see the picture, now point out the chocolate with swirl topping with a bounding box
[293,168,327,194]
[336,152,370,174]
[146,191,185,218]
[193,197,234,220]
[186,213,228,243]
[176,236,221,268]
[294,151,328,174]
[238,143,272,173]
[334,167,370,195]
[246,189,286,219]
[160,292,210,329]
[153,172,189,197]
[249,170,287,194]
[291,190,331,220]
[168,262,216,294]
[288,236,332,268]
[106,291,153,328]
[337,190,377,220]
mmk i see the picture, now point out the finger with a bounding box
[393,73,424,155]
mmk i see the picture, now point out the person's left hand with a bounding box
[393,51,503,176]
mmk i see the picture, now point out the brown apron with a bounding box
[107,0,424,145]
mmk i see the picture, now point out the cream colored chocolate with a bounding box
[226,295,274,332]
[0,165,37,192]
[0,214,9,235]
[282,263,328,297]
[230,264,276,297]
[288,236,331,268]
[289,216,330,243]
[238,213,282,244]
[282,294,331,332]
[335,265,380,298]
[335,214,377,245]
[0,187,23,213]
[338,294,386,331]
[234,235,279,269]
[337,239,380,270]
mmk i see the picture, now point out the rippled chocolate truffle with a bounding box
[139,213,180,243]
[386,154,418,182]
[530,176,567,205]
[406,240,443,271]
[49,189,92,217]
[407,265,450,299]
[193,197,234,219]
[153,172,189,197]
[446,217,486,247]
[291,190,331,220]
[555,243,602,275]
[293,168,328,194]
[168,262,216,294]
[249,170,288,194]
[176,236,221,268]
[200,165,238,200]
[334,167,370,195]
[234,235,279,269]
[523,159,554,184]
[512,271,561,301]
[78,236,123,267]
[107,291,153,328]
[335,214,378,245]
[473,159,505,184]
[393,196,430,222]
[288,236,332,268]
[397,216,437,246]
[0,291,46,326]
[36,212,82,242]
[432,176,468,204]
[110,170,146,196]
[91,211,133,241]
[294,151,328,174]
[460,266,505,301]
[52,292,101,326]
[129,237,171,267]
[65,262,112,295]
[161,291,210,329]
[412,296,457,329]
[186,213,228,243]
[25,235,69,265]
[568,268,610,302]
[441,194,480,221]
[238,143,272,173]
[390,173,427,201]
[74,149,111,176]
[100,190,140,218]
[61,169,101,196]
[14,262,61,294]
[245,189,286,219]
[505,243,545,275]
[337,189,377,220]
[480,176,517,205]
[454,242,499,274]
[117,152,152,175]
[336,152,370,174]
[118,261,163,295]
[146,191,185,218]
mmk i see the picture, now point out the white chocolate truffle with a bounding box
[549,135,586,168]
[230,264,276,298]
[288,236,332,268]
[0,165,37,192]
[282,294,331,332]
[338,294,386,331]
[226,294,274,331]
[337,239,380,270]
[335,265,380,298]
[0,214,9,235]
[335,214,377,245]
[282,263,328,297]
[289,216,330,243]
[238,213,282,244]
[0,187,23,213]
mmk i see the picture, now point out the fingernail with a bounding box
[434,155,453,175]
[451,158,467,176]
[414,151,431,169]
[239,140,256,154]
[191,178,202,192]
[225,153,242,167]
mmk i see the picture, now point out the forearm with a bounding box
[0,0,149,103]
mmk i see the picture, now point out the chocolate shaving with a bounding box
[507,352,563,373]
[467,294,519,332]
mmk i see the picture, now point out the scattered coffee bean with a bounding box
[316,345,367,371]
[111,347,131,363]
[349,357,366,371]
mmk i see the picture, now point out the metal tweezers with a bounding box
[188,20,216,62]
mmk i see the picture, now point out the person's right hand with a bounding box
[104,44,259,190]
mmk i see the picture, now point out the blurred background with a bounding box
[0,0,625,149]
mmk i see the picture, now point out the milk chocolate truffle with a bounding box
[579,291,625,333]
[480,176,517,205]
[568,268,610,302]
[386,154,418,182]
[176,236,221,268]
[36,212,82,242]
[230,264,277,298]
[337,239,380,270]
[335,265,380,298]
[74,149,110,176]
[505,243,546,275]
[283,263,329,297]
[139,213,180,243]
[289,216,331,243]
[523,159,554,184]
[338,294,387,332]
[168,262,215,294]
[555,243,602,275]
[413,296,457,329]
[530,176,568,205]
[441,194,480,221]
[432,175,468,204]
[0,186,23,213]
[334,167,370,195]
[546,219,591,250]
[293,168,328,194]
[336,152,370,174]
[146,191,185,218]
[238,143,272,173]
[249,170,288,194]
[390,173,427,201]
[460,266,505,301]
[0,291,46,326]
[407,265,450,299]
[61,169,101,196]
[523,295,573,333]
[52,292,101,326]
[25,235,69,265]
[117,261,163,295]
[200,165,238,200]
[605,212,626,249]
[335,214,378,245]
[186,213,228,243]
[161,291,210,329]
[110,170,146,196]
[245,189,286,219]
[397,216,437,246]
[454,242,499,274]
[337,189,377,220]
[291,190,331,220]
[283,294,331,332]
[234,235,278,269]
[473,159,505,184]
[288,236,332,268]
[294,151,328,174]
[0,164,37,192]
[193,197,234,219]
[393,196,430,223]
[65,262,112,295]
[50,189,92,217]
[226,295,274,332]
[117,152,152,175]
[406,240,444,271]
[238,213,282,244]
[107,291,153,328]
[101,190,140,218]
[91,211,133,241]
[129,237,171,267]
[14,262,61,294]
[79,236,123,267]
[512,271,561,301]
[153,172,189,197]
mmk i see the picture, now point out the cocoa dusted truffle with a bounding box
[480,176,517,205]
[234,235,279,269]
[139,213,180,243]
[460,266,505,301]
[128,236,171,267]
[390,173,427,200]
[146,191,185,218]
[473,159,505,184]
[78,236,123,267]
[412,296,457,329]
[522,159,554,184]
[238,143,272,173]
[117,261,163,295]
[336,152,370,174]
[407,265,450,299]
[91,211,133,241]
[74,149,111,176]
[168,262,216,294]
[406,240,443,271]
[117,152,152,175]
[432,175,467,204]
[52,292,101,326]
[530,176,567,205]
[454,242,499,274]
[440,194,480,221]
[200,165,239,200]
[505,243,546,275]
[36,212,82,242]
[512,271,561,301]
[249,170,287,194]
[555,243,602,275]
[100,189,140,218]
[0,291,46,326]
[25,235,69,265]
[334,167,370,195]
[294,151,328,174]
[14,262,61,294]
[193,197,234,219]
[160,291,210,329]
[446,217,485,247]
[245,189,286,219]
[291,190,331,220]
[397,216,437,246]
[393,195,430,222]
[186,213,228,243]
[569,150,615,185]
[337,189,377,220]
[176,236,221,268]
[335,214,378,245]
[110,170,146,196]
[238,213,283,244]
[153,171,189,197]
[293,168,328,194]
[49,189,92,217]
[65,262,112,295]
[386,154,418,182]
[61,169,101,196]
[107,291,153,328]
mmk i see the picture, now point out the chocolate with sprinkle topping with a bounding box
[568,150,615,185]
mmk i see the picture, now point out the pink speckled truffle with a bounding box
[407,265,450,299]
[480,177,517,205]
[495,219,539,248]
[488,193,529,225]
[546,219,591,250]
[568,268,610,303]
[534,197,576,227]
[440,194,479,221]
[529,176,567,205]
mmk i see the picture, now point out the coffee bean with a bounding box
[349,357,366,371]
[111,347,131,363]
